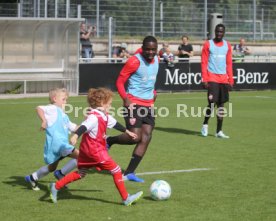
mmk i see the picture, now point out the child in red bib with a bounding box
[49,88,143,206]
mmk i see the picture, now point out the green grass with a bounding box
[1,91,276,221]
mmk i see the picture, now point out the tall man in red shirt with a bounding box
[201,24,234,138]
[107,36,159,182]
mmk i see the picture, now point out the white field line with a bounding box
[255,96,275,99]
[0,95,274,105]
[135,168,211,176]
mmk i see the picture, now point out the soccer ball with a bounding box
[150,180,171,200]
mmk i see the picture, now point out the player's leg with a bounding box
[50,168,87,203]
[203,101,215,124]
[25,160,59,191]
[215,84,230,138]
[25,165,49,191]
[104,160,128,200]
[215,103,229,138]
[101,159,143,206]
[201,82,218,137]
[216,102,224,134]
[123,123,154,183]
[54,148,79,180]
[201,101,215,137]
[123,106,155,182]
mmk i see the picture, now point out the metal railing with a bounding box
[0,1,275,41]
[79,55,276,64]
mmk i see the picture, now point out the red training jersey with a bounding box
[78,110,111,168]
[116,54,158,106]
[201,40,234,85]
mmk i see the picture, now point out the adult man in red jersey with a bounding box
[201,24,234,138]
[107,36,159,182]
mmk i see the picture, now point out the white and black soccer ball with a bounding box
[150,180,171,200]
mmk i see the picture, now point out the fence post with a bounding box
[160,1,163,37]
[204,0,207,39]
[96,0,100,37]
[37,0,40,17]
[108,17,113,62]
[17,3,21,17]
[66,0,70,18]
[77,4,81,18]
[24,80,27,95]
[253,0,256,41]
[44,0,47,18]
[55,0,58,18]
[152,0,155,36]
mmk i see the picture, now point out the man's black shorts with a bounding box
[123,105,155,129]
[207,82,229,104]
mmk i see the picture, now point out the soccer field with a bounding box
[0,90,276,221]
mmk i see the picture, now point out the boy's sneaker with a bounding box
[123,173,144,183]
[123,191,143,206]
[215,131,230,139]
[201,124,208,137]
[49,183,58,203]
[25,175,40,191]
[54,170,68,188]
[54,170,64,180]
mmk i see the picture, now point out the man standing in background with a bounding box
[80,23,96,61]
[200,24,234,139]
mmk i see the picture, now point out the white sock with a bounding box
[32,165,49,181]
[60,159,77,175]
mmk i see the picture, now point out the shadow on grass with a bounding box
[155,126,202,136]
[3,176,120,205]
[143,196,156,201]
[48,189,120,205]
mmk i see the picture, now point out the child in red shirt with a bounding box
[49,88,143,206]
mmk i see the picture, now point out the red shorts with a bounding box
[78,155,118,172]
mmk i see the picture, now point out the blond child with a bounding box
[25,88,79,190]
[49,88,143,206]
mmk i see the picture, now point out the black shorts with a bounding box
[123,105,155,129]
[207,82,229,104]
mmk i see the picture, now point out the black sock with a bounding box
[216,103,224,133]
[30,174,35,182]
[203,105,212,125]
[59,170,65,176]
[203,116,210,125]
[217,117,223,133]
[124,154,142,175]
